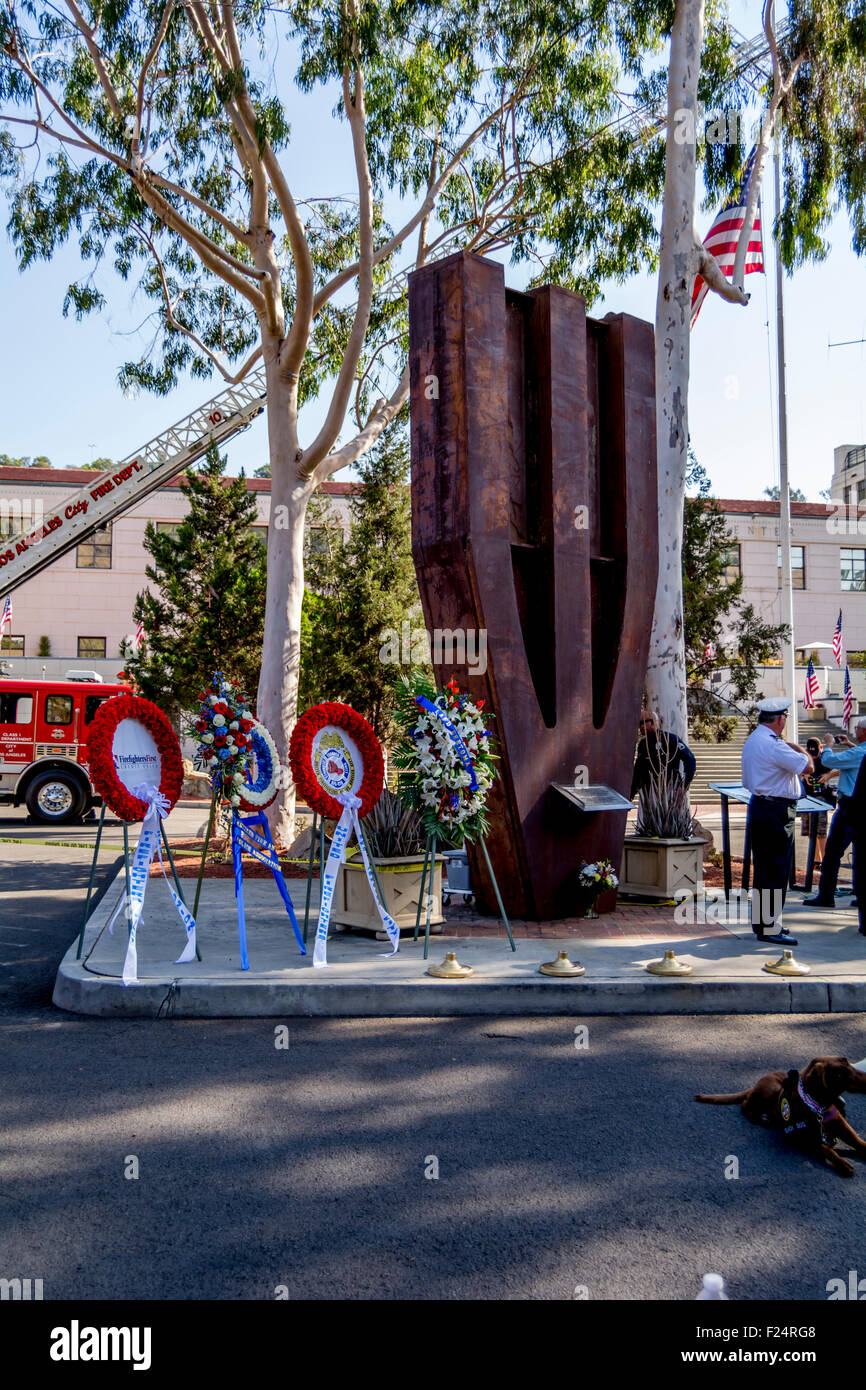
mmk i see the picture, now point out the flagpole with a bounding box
[774,133,797,742]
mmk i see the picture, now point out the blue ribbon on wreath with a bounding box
[232,810,306,969]
[414,695,479,793]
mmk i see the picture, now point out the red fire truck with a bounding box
[0,674,131,823]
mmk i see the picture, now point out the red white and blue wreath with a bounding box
[238,719,281,812]
[289,703,395,968]
[189,674,304,969]
[189,672,256,806]
[87,694,195,985]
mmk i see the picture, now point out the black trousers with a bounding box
[748,796,796,934]
[814,795,855,900]
[855,831,865,932]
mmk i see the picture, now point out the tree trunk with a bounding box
[645,0,705,743]
[256,361,313,847]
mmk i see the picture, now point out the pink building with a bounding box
[0,467,352,679]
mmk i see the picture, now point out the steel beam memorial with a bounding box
[408,251,658,919]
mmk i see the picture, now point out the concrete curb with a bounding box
[52,957,866,1020]
[53,865,866,1020]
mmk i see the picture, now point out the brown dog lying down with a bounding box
[695,1057,866,1177]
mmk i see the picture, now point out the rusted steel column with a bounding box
[409,251,657,918]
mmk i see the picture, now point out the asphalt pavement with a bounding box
[4,842,866,1300]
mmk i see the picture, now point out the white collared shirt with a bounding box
[742,724,809,799]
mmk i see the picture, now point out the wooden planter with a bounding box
[333,854,445,939]
[619,836,707,899]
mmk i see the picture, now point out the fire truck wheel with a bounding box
[24,771,86,824]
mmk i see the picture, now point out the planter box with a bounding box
[619,836,707,899]
[333,854,445,938]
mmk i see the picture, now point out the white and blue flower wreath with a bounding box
[237,718,281,811]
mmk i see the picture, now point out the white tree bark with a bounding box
[645,0,707,742]
[256,360,314,846]
[645,0,748,741]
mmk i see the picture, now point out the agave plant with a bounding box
[363,788,428,859]
[635,747,695,840]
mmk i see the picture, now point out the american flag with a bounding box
[0,595,12,635]
[134,617,144,650]
[704,639,715,663]
[803,657,819,710]
[691,146,764,328]
[843,666,854,726]
[833,609,843,667]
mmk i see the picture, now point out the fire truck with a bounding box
[0,673,131,823]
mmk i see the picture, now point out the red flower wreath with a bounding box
[289,702,383,820]
[87,694,184,823]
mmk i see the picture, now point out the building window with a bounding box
[44,693,73,725]
[154,521,183,539]
[778,544,805,589]
[78,636,107,660]
[77,523,112,569]
[249,525,267,547]
[841,548,866,592]
[858,480,866,504]
[0,634,24,656]
[720,543,741,586]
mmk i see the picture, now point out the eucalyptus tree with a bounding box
[646,0,866,740]
[0,0,674,838]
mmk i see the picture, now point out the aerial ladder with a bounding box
[0,20,786,601]
[0,366,267,598]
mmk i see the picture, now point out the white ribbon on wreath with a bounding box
[313,790,399,969]
[106,783,197,986]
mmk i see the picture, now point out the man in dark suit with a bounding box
[631,709,696,800]
[852,755,865,935]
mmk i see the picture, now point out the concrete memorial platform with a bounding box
[53,868,866,1019]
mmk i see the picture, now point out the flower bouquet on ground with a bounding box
[578,859,619,918]
[392,672,498,847]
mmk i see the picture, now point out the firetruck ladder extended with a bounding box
[0,365,267,598]
[0,18,782,604]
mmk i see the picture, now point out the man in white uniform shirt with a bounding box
[741,697,812,946]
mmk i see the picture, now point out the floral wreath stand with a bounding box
[192,708,307,971]
[76,695,200,975]
[401,688,515,959]
[290,703,398,967]
[413,832,515,959]
[75,798,197,965]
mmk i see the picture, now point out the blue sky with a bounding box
[1,3,863,501]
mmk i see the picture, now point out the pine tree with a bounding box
[301,415,424,741]
[684,452,789,740]
[121,442,266,718]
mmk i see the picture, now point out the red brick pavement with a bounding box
[439,900,735,941]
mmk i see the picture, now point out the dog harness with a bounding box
[778,1070,843,1147]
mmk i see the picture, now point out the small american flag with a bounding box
[803,657,819,710]
[134,617,144,650]
[843,666,854,726]
[691,146,764,328]
[704,639,715,661]
[0,595,12,635]
[833,610,843,667]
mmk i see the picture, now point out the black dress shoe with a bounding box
[803,896,834,908]
[763,930,799,946]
